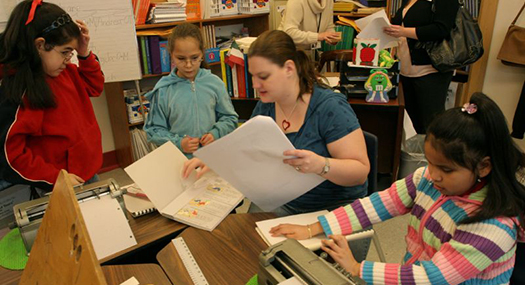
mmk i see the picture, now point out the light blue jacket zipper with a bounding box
[144,68,238,158]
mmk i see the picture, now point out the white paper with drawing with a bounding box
[355,9,399,50]
[124,142,244,231]
[47,0,141,82]
[194,115,326,211]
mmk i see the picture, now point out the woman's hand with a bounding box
[68,173,85,186]
[384,25,418,40]
[318,31,341,44]
[269,223,310,239]
[200,133,215,146]
[283,149,325,174]
[181,136,200,153]
[383,24,406,38]
[75,20,91,57]
[182,158,210,179]
[321,235,361,277]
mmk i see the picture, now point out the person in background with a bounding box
[278,0,340,53]
[271,93,525,285]
[384,0,459,134]
[144,23,238,158]
[0,0,104,192]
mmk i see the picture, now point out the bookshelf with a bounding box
[105,13,270,168]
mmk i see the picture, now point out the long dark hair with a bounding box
[426,92,525,229]
[247,30,328,100]
[0,1,80,108]
[168,23,208,69]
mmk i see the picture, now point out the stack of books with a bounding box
[334,1,356,12]
[147,2,187,24]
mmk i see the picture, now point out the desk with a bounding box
[349,96,405,182]
[102,264,172,285]
[101,212,187,263]
[0,212,186,284]
[157,213,276,285]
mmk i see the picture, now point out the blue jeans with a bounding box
[85,174,100,184]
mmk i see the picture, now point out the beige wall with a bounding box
[93,0,525,153]
[482,0,525,151]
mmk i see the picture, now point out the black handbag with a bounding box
[416,0,484,73]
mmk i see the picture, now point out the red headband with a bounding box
[25,0,43,25]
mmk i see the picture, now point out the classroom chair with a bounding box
[363,131,387,262]
[317,49,353,73]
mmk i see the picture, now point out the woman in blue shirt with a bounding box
[184,30,369,214]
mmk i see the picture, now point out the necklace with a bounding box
[277,100,299,131]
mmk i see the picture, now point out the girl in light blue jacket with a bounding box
[144,23,238,158]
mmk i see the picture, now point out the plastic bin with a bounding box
[398,134,427,179]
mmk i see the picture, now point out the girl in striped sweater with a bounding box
[270,93,525,284]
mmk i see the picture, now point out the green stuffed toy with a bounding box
[364,68,392,103]
[378,50,397,68]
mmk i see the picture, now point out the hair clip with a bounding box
[25,0,43,25]
[461,103,478,115]
[42,14,72,34]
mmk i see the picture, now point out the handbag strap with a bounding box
[512,2,525,25]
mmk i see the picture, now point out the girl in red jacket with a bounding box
[0,0,105,192]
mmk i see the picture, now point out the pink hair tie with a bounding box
[461,103,478,115]
[25,0,43,25]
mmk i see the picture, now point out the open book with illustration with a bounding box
[255,210,375,251]
[124,142,244,231]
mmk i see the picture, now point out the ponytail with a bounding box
[464,93,525,228]
[427,93,525,229]
[294,49,329,99]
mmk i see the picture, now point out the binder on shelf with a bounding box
[236,64,246,98]
[159,40,171,73]
[148,36,162,74]
[139,37,150,75]
[144,37,152,75]
[225,59,233,96]
[220,48,229,89]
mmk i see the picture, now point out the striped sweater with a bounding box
[319,167,524,285]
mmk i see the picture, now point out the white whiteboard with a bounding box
[1,0,142,82]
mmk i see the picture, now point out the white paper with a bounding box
[46,0,141,82]
[256,210,329,250]
[255,210,375,251]
[278,277,304,285]
[79,195,137,260]
[124,142,244,231]
[119,276,139,285]
[355,10,399,50]
[194,116,325,211]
